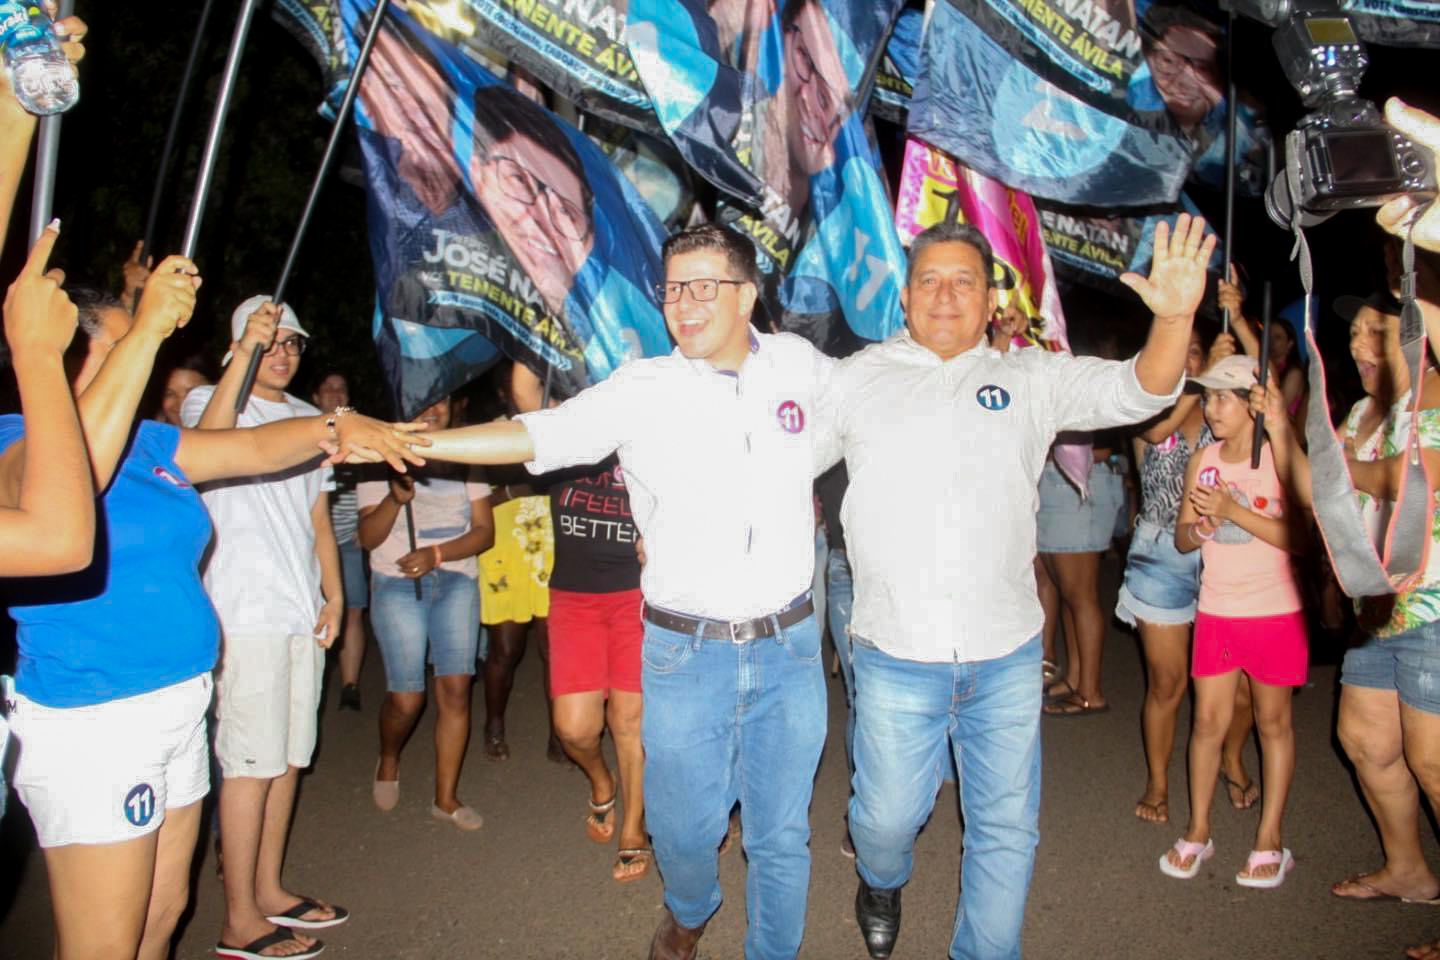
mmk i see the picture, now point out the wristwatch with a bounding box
[325,405,355,440]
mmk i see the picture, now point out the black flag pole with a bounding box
[234,0,394,413]
[1251,138,1278,469]
[26,0,75,250]
[1220,9,1238,335]
[133,0,218,312]
[181,0,261,259]
[404,499,422,600]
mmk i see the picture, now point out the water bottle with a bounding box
[0,2,78,116]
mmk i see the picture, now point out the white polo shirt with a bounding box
[518,331,837,620]
[829,333,1178,664]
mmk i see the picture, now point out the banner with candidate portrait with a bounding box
[278,1,673,417]
[626,0,909,355]
[584,116,698,228]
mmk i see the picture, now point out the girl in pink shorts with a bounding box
[1161,355,1308,889]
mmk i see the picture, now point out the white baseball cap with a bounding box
[222,295,309,365]
[1191,354,1258,391]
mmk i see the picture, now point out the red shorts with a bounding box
[1193,610,1308,687]
[547,588,643,696]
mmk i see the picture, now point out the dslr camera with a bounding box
[1225,0,1436,227]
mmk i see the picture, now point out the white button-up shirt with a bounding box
[829,333,1179,663]
[518,332,836,620]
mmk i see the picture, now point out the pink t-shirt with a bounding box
[358,470,491,579]
[1195,442,1302,618]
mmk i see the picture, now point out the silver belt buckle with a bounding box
[728,619,745,644]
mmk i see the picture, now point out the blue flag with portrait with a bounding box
[872,5,922,123]
[277,1,672,418]
[626,0,908,356]
[1343,0,1440,45]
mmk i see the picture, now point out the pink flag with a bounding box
[895,138,1092,495]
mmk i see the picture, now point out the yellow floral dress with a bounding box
[478,494,554,624]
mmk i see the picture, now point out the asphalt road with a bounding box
[1,564,1436,959]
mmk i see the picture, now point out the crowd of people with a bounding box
[3,11,1440,960]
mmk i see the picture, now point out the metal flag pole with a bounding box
[180,0,262,259]
[1251,137,1278,469]
[1220,8,1238,335]
[26,0,75,249]
[233,0,393,412]
[133,0,218,310]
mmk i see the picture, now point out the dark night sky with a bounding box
[1,2,1437,415]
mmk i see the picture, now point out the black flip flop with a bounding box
[216,928,324,960]
[265,897,350,930]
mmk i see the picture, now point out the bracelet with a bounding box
[431,544,443,568]
[325,405,356,440]
[1190,524,1215,543]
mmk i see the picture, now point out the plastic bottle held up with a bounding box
[0,1,78,115]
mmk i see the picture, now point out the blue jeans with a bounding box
[370,570,480,693]
[849,634,1042,960]
[642,612,827,960]
[826,548,855,773]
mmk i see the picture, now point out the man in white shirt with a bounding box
[183,297,348,960]
[417,225,839,960]
[830,216,1214,960]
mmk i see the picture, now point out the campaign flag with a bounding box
[627,0,908,355]
[893,138,1091,492]
[1035,194,1220,293]
[1344,0,1440,46]
[277,1,672,417]
[872,5,923,122]
[908,0,1189,205]
[585,116,697,228]
[372,314,500,420]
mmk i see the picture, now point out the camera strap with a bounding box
[1292,129,1434,597]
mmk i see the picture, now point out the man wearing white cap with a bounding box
[183,297,349,959]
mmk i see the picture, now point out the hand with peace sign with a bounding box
[1119,213,1217,324]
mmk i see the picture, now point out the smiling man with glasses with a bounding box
[405,223,842,959]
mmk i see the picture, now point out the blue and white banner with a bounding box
[872,5,922,122]
[277,2,672,416]
[627,0,908,354]
[1343,0,1440,46]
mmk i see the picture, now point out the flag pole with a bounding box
[234,0,394,412]
[1220,9,1238,335]
[181,0,262,259]
[134,0,218,310]
[1251,137,1277,469]
[26,0,75,249]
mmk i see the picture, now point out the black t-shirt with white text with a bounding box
[548,458,641,594]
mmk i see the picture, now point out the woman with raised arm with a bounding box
[1,261,423,960]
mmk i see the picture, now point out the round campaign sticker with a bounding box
[1155,434,1179,454]
[975,385,1011,411]
[123,783,156,827]
[1198,466,1221,488]
[777,400,806,434]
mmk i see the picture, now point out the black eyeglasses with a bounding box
[264,336,308,357]
[483,154,591,242]
[655,279,748,304]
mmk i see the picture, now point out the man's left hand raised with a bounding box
[1119,213,1217,323]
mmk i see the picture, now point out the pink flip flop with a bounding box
[1237,848,1295,889]
[1159,837,1215,879]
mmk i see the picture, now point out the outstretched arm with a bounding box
[421,420,536,465]
[1121,214,1218,396]
[175,411,427,486]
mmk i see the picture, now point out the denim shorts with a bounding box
[370,570,480,693]
[1036,460,1125,554]
[1341,618,1440,715]
[340,539,368,610]
[1115,518,1202,626]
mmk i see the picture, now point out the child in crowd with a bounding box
[1163,355,1308,889]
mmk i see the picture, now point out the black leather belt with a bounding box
[643,595,814,644]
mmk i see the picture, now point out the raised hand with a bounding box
[121,241,151,304]
[388,473,416,505]
[1376,99,1440,254]
[1120,214,1217,322]
[132,255,200,341]
[3,219,75,358]
[1249,380,1291,441]
[1217,265,1244,320]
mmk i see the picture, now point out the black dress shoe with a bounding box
[855,878,901,959]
